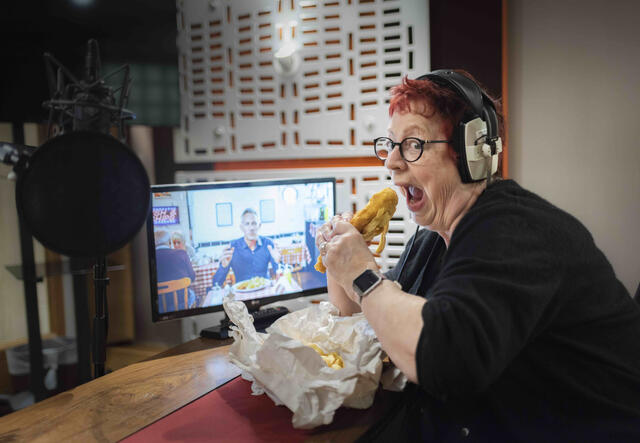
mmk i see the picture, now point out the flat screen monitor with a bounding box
[147,177,335,322]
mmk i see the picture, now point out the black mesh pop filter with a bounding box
[16,131,151,257]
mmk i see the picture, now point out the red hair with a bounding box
[388,69,504,162]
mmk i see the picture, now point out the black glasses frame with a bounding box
[373,137,452,162]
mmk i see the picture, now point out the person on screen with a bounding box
[155,230,196,311]
[171,231,196,260]
[211,208,281,287]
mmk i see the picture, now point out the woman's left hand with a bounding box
[317,216,378,299]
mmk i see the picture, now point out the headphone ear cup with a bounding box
[453,120,473,183]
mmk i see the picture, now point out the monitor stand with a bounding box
[200,324,230,339]
[200,315,232,339]
[200,305,290,339]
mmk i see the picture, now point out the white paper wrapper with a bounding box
[223,295,384,429]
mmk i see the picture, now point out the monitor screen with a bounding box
[147,177,336,322]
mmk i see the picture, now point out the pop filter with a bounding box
[16,131,150,257]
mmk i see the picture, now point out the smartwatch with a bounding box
[352,269,385,304]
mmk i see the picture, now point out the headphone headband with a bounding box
[417,70,485,118]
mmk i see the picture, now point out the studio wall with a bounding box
[508,0,640,294]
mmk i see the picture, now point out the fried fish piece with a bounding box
[315,187,398,273]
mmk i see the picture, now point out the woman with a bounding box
[317,70,640,441]
[171,231,196,260]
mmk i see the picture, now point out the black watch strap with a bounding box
[352,269,385,304]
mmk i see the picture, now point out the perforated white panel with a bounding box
[175,0,430,162]
[174,167,416,272]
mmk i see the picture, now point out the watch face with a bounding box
[354,269,381,293]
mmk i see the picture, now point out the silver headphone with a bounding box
[417,69,503,183]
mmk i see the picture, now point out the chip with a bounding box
[308,343,344,369]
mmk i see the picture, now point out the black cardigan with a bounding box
[368,179,640,442]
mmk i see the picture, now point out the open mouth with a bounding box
[403,185,425,211]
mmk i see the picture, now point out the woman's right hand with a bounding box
[220,246,234,267]
[316,213,362,316]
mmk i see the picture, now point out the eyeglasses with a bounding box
[374,137,452,162]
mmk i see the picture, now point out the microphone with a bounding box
[73,39,113,133]
[17,39,149,257]
[43,39,135,140]
[84,38,99,84]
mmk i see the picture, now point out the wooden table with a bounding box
[0,337,397,442]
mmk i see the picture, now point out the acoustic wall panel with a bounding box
[175,0,430,162]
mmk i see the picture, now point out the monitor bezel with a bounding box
[147,176,336,322]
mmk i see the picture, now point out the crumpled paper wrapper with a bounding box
[223,295,387,429]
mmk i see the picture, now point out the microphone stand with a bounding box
[92,256,109,378]
[17,214,47,400]
[43,40,133,380]
[3,130,47,401]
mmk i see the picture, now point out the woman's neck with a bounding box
[436,181,487,247]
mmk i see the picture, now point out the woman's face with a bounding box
[385,110,462,230]
[173,238,185,250]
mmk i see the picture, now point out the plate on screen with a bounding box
[233,276,270,293]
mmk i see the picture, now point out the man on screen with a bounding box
[211,208,281,287]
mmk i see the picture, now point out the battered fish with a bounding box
[315,187,398,273]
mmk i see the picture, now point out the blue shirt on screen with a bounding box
[211,236,278,287]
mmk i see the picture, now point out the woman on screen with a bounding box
[171,231,196,260]
[155,230,196,313]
